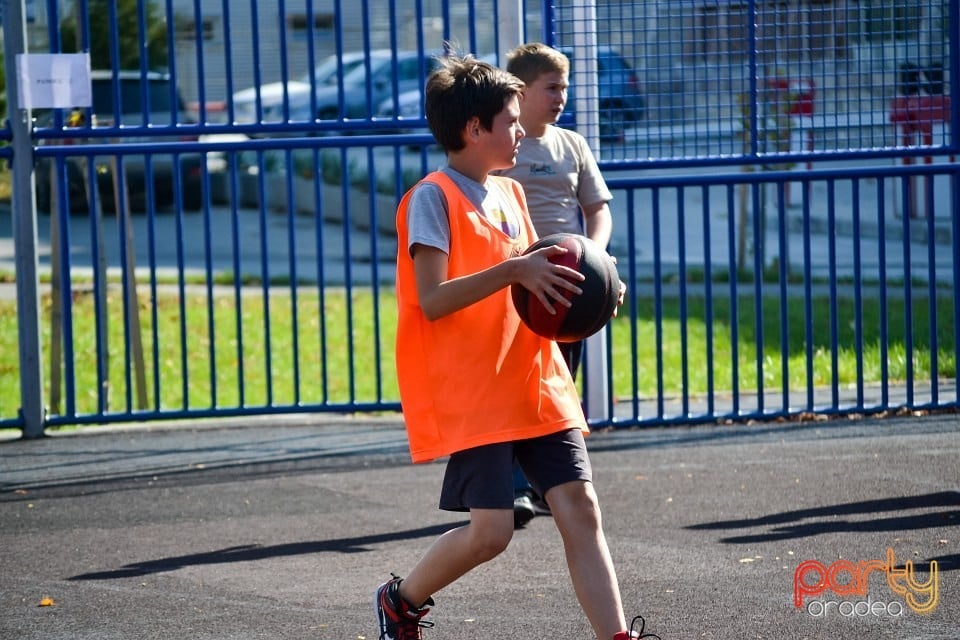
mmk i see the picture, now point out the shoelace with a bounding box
[382,618,434,640]
[629,614,661,640]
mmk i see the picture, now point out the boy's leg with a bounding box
[388,441,516,609]
[399,508,513,606]
[517,429,634,639]
[546,479,627,640]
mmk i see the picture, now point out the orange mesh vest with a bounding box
[395,171,586,463]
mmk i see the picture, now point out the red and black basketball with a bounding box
[511,232,620,343]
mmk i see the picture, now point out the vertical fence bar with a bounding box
[257,149,274,405]
[900,177,915,406]
[827,178,839,409]
[726,183,740,416]
[953,171,960,403]
[229,148,246,407]
[801,175,814,411]
[651,187,664,418]
[925,171,938,406]
[625,189,641,420]
[775,181,789,412]
[340,147,357,402]
[702,185,715,416]
[878,177,890,408]
[676,186,689,416]
[750,182,764,414]
[147,164,162,411]
[851,178,864,409]
[312,147,330,403]
[285,148,302,405]
[4,0,45,437]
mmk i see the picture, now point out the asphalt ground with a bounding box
[1,413,958,640]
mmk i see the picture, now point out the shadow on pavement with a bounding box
[68,520,468,581]
[685,490,960,553]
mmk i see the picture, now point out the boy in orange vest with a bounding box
[377,52,657,640]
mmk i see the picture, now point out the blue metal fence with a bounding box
[1,0,957,436]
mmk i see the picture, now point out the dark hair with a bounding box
[425,54,525,152]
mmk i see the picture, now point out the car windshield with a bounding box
[299,56,367,85]
[340,55,396,85]
[92,78,177,115]
[598,54,629,74]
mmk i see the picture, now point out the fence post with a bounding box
[3,0,46,438]
[496,0,523,53]
[567,1,609,423]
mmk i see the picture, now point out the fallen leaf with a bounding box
[38,597,54,607]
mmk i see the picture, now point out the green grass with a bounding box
[616,294,956,396]
[0,286,956,421]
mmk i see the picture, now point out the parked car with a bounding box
[34,70,206,213]
[232,51,372,125]
[376,47,644,140]
[232,49,444,133]
[558,46,646,138]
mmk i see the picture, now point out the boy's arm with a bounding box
[582,201,613,250]
[412,243,584,321]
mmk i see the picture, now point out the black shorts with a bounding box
[438,428,592,512]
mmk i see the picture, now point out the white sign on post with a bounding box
[16,53,92,109]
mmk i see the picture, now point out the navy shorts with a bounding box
[438,428,592,512]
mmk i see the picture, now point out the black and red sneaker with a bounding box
[374,573,434,640]
[612,615,660,640]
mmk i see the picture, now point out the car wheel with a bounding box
[181,183,204,211]
[179,158,205,211]
[599,103,627,141]
[34,161,52,213]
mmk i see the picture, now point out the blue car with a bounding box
[557,46,646,139]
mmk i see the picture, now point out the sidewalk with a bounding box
[1,413,957,639]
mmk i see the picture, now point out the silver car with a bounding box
[232,49,442,133]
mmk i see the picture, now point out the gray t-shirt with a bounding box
[496,125,612,237]
[406,166,520,256]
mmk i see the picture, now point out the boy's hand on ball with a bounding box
[517,245,584,314]
[613,280,626,317]
[606,254,626,317]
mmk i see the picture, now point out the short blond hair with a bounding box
[505,43,569,85]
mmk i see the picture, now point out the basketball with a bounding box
[511,232,620,343]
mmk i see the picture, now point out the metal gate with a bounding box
[2,0,957,437]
